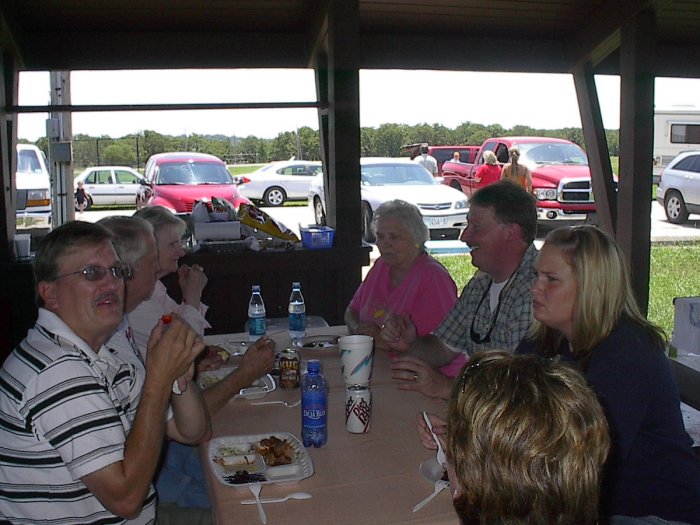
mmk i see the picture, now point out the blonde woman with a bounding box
[419,351,610,524]
[517,225,700,524]
[500,146,532,193]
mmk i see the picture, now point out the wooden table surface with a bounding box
[201,326,460,525]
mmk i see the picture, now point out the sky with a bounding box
[15,69,700,141]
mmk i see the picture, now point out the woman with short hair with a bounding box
[473,150,502,187]
[129,205,210,354]
[428,350,611,525]
[345,199,464,377]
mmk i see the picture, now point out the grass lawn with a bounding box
[229,164,264,176]
[436,242,700,337]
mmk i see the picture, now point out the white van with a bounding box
[653,108,700,184]
[15,144,52,231]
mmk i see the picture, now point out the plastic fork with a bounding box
[422,411,447,467]
[241,491,312,504]
[250,400,301,407]
[413,479,449,512]
[249,482,267,524]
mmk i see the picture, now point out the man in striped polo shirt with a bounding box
[0,221,209,524]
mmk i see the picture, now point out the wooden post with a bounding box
[573,63,617,236]
[0,48,18,262]
[617,10,655,314]
[49,71,74,226]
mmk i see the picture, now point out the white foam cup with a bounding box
[339,335,374,386]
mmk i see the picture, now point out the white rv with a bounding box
[653,108,700,184]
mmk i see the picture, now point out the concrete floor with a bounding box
[682,404,700,445]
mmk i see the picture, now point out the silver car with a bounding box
[308,157,468,242]
[239,160,322,206]
[74,166,145,210]
[656,150,700,224]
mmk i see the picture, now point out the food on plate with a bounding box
[216,347,231,362]
[256,436,295,466]
[214,454,257,468]
[217,443,254,456]
[224,470,266,484]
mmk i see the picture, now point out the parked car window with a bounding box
[690,155,700,172]
[673,155,700,172]
[86,170,113,184]
[279,165,312,176]
[361,164,436,185]
[432,150,454,165]
[494,144,510,164]
[156,162,232,185]
[519,143,588,166]
[115,170,141,184]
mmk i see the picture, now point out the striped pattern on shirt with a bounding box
[0,310,155,524]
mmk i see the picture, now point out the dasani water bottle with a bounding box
[301,359,328,447]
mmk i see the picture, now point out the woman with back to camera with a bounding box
[517,225,700,524]
[473,150,501,187]
[345,199,465,377]
[500,146,532,193]
[419,350,610,525]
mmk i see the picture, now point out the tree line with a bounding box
[24,122,620,170]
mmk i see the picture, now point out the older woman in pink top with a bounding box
[345,200,466,377]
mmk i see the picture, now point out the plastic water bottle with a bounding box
[288,281,306,341]
[301,359,328,448]
[248,284,266,342]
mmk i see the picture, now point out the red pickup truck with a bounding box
[441,137,596,223]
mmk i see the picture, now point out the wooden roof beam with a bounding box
[0,5,25,68]
[564,0,660,68]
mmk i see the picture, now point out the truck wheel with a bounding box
[450,181,462,191]
[362,202,376,243]
[665,190,689,224]
[263,187,286,207]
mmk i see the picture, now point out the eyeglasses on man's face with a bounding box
[55,263,132,282]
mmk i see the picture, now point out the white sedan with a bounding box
[239,160,322,206]
[74,166,145,210]
[308,157,468,242]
